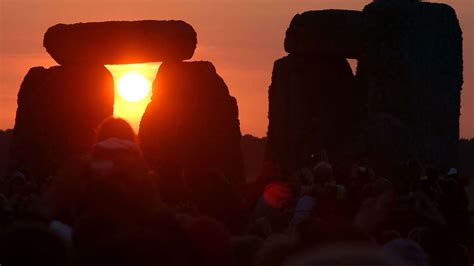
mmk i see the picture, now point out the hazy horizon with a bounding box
[1,0,473,138]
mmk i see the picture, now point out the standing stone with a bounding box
[11,66,114,180]
[44,20,197,65]
[357,0,463,169]
[139,61,243,183]
[266,55,364,176]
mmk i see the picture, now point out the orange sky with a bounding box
[1,0,473,138]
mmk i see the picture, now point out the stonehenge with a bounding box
[11,20,243,182]
[10,0,464,182]
[267,0,463,176]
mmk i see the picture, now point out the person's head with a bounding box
[416,166,440,194]
[312,162,333,184]
[91,117,144,167]
[447,168,458,179]
[371,178,394,197]
[391,161,421,195]
[8,171,28,196]
[383,239,428,266]
[297,168,314,186]
[95,117,136,143]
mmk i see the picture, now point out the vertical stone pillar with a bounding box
[139,61,243,183]
[11,65,114,180]
[267,55,363,176]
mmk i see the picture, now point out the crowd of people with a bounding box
[0,117,473,266]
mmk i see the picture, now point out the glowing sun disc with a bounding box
[117,72,150,102]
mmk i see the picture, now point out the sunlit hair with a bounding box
[95,117,136,143]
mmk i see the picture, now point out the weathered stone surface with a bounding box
[139,61,243,183]
[357,1,463,168]
[44,20,197,65]
[266,55,365,176]
[11,66,114,180]
[285,10,363,59]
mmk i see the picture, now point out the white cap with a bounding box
[447,168,458,176]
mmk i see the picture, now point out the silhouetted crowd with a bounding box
[0,117,473,266]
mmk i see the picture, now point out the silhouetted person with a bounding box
[253,168,293,233]
[383,239,428,266]
[58,117,181,265]
[45,118,163,248]
[437,172,470,240]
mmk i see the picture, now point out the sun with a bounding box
[117,72,150,102]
